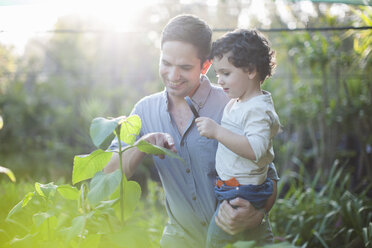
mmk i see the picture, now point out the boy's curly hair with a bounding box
[210,29,276,82]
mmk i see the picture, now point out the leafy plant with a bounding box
[271,161,372,248]
[0,115,16,183]
[2,115,182,247]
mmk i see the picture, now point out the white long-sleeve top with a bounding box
[216,90,281,185]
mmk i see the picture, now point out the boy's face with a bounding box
[213,52,259,102]
[159,41,203,100]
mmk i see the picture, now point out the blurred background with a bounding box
[1,1,372,247]
[0,0,371,192]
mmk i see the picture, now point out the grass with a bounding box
[0,161,371,248]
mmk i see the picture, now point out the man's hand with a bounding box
[195,117,220,139]
[139,132,177,159]
[215,198,264,235]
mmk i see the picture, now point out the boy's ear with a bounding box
[201,60,212,75]
[247,64,257,80]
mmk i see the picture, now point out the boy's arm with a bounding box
[195,117,256,160]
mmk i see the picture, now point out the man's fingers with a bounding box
[216,201,234,228]
[229,197,251,208]
[215,215,234,235]
[164,133,177,153]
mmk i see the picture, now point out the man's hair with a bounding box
[210,29,276,82]
[161,14,212,66]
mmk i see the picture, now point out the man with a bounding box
[104,14,279,248]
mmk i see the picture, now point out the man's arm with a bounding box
[103,132,176,179]
[215,180,277,235]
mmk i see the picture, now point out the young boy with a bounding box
[195,29,280,248]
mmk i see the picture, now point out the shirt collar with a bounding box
[191,75,212,110]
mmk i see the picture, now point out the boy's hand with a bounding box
[195,117,219,139]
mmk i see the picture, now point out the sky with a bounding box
[0,0,161,53]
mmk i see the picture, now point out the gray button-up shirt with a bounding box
[110,76,280,248]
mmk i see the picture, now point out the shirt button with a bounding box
[186,168,190,173]
[192,196,196,201]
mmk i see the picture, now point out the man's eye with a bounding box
[223,73,230,76]
[163,61,171,66]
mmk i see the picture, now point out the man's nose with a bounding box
[169,67,180,81]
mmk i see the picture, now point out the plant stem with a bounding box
[116,126,125,225]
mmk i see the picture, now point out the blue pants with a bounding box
[206,178,273,248]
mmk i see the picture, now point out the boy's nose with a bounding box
[218,77,224,86]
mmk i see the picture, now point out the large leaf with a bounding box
[135,140,184,162]
[87,170,122,206]
[7,200,23,220]
[90,117,123,150]
[61,215,86,242]
[57,184,80,200]
[116,115,141,146]
[7,191,35,219]
[35,182,57,198]
[33,211,54,227]
[0,165,16,182]
[72,149,113,185]
[111,177,141,221]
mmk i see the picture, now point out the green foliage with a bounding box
[271,162,372,248]
[0,165,16,182]
[72,150,113,185]
[0,114,183,248]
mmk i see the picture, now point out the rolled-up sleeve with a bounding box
[244,107,272,163]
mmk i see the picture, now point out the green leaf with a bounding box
[135,140,184,162]
[111,177,141,220]
[87,170,122,206]
[7,200,23,220]
[22,192,35,207]
[65,216,86,242]
[90,117,123,150]
[117,115,141,146]
[33,212,54,227]
[8,234,35,247]
[72,149,113,185]
[0,165,16,182]
[35,182,57,199]
[57,184,80,200]
[0,115,3,130]
[7,191,35,220]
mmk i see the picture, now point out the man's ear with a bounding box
[201,60,212,75]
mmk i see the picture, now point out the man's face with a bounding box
[159,41,203,100]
